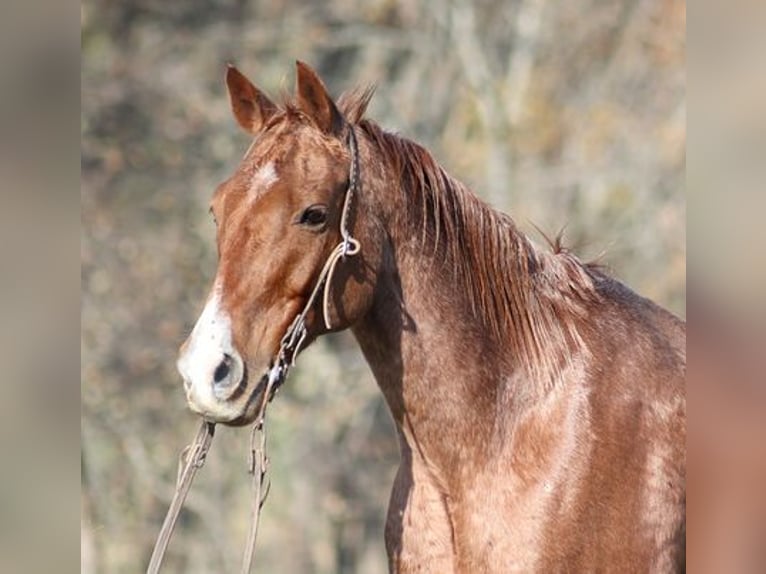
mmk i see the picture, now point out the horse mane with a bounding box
[337,89,601,383]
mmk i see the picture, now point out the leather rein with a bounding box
[147,127,362,573]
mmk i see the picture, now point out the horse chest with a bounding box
[388,460,568,574]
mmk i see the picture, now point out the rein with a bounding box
[147,126,362,573]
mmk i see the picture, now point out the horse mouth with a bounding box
[185,365,270,427]
[226,369,271,426]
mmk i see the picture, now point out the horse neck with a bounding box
[351,237,504,473]
[350,130,543,471]
[349,123,599,474]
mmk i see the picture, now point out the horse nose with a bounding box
[213,354,233,384]
[177,342,245,403]
[212,351,245,397]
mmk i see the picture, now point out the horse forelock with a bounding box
[357,119,602,385]
[261,83,375,130]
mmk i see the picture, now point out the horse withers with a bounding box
[177,61,686,573]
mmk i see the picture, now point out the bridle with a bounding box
[147,126,362,574]
[262,124,361,401]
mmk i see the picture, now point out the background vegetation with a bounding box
[81,0,685,571]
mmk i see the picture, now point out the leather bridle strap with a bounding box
[146,421,215,574]
[235,126,360,572]
[264,125,361,393]
[241,420,269,573]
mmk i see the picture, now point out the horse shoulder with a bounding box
[386,437,457,574]
[552,278,686,570]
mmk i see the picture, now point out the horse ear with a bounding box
[295,60,345,136]
[225,64,278,135]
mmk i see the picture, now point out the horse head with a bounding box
[177,62,382,425]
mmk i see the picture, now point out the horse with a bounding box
[177,61,686,573]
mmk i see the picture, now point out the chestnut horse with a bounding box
[177,61,686,572]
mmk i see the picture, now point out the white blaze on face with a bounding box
[177,281,239,417]
[248,161,279,200]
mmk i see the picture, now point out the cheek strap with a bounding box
[262,126,362,402]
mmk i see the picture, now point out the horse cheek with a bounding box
[327,249,377,329]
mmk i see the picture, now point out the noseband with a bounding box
[148,126,362,574]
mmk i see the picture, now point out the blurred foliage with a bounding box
[81,0,685,572]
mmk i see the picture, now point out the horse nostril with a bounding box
[213,354,232,385]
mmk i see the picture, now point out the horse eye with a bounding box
[298,204,328,228]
